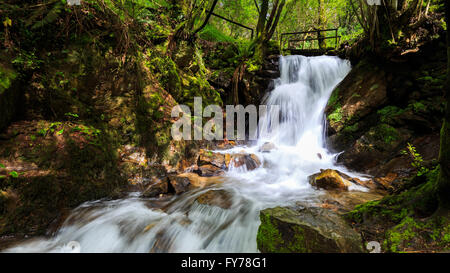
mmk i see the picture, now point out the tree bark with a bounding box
[318,0,327,50]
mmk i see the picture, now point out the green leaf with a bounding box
[0,163,5,168]
[9,171,19,178]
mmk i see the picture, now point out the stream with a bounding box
[3,55,371,253]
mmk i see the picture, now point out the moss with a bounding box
[327,89,339,108]
[256,208,308,253]
[377,105,406,123]
[257,210,287,253]
[383,215,450,252]
[411,101,427,113]
[328,104,343,123]
[368,123,400,145]
[342,122,359,133]
[383,216,419,252]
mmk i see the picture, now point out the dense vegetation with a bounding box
[0,0,449,252]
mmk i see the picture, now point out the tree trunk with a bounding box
[254,0,285,65]
[436,0,450,209]
[193,0,219,34]
[318,0,326,50]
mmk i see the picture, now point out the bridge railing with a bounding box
[280,29,341,52]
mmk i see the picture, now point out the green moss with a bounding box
[327,89,339,107]
[257,211,287,253]
[343,122,359,133]
[369,123,400,144]
[383,216,419,252]
[411,101,427,113]
[256,208,308,253]
[328,104,343,123]
[377,106,405,123]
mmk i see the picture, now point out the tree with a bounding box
[317,0,327,49]
[436,0,450,210]
[253,0,286,64]
[193,0,219,35]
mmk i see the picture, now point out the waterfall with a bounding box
[3,55,354,253]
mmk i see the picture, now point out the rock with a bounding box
[195,189,233,209]
[317,191,383,214]
[198,149,226,168]
[256,206,364,253]
[176,172,225,188]
[142,177,169,197]
[168,175,191,194]
[308,169,352,191]
[230,153,261,170]
[259,142,276,153]
[196,164,225,177]
[325,61,388,133]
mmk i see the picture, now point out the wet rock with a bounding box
[195,189,233,209]
[198,149,226,168]
[308,169,352,191]
[230,153,261,170]
[325,61,388,133]
[176,172,225,188]
[196,164,225,177]
[142,177,169,197]
[257,206,364,253]
[259,142,276,153]
[317,191,383,214]
[168,175,191,194]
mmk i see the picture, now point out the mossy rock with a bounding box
[257,206,364,253]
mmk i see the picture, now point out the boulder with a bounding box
[198,149,226,168]
[195,189,233,209]
[308,169,352,191]
[256,206,364,253]
[196,164,225,177]
[168,175,191,194]
[176,172,225,188]
[230,153,261,170]
[259,142,276,153]
[142,177,169,198]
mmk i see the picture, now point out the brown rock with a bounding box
[198,149,226,168]
[177,172,225,188]
[197,164,224,177]
[195,189,233,209]
[168,175,191,194]
[308,169,352,191]
[142,177,169,197]
[230,153,261,170]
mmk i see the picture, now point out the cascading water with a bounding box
[3,55,361,253]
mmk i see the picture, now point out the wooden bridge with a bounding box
[280,28,341,56]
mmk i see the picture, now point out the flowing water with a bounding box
[3,55,365,253]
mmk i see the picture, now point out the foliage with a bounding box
[401,143,429,176]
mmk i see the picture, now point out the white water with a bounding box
[3,55,361,253]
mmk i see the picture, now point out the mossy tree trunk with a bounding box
[436,0,450,209]
[253,0,286,65]
[317,0,327,50]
